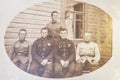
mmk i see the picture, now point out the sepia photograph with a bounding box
[3,0,112,79]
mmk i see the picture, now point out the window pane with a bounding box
[75,21,83,38]
[74,3,83,12]
[76,14,83,20]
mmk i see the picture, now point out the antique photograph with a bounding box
[4,0,112,78]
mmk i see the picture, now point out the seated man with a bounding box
[29,28,54,78]
[9,29,31,72]
[54,28,76,78]
[76,32,101,73]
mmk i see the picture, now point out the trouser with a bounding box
[75,62,83,76]
[75,60,92,75]
[29,60,53,78]
[14,60,28,71]
[83,60,100,72]
[54,62,75,78]
[83,60,91,70]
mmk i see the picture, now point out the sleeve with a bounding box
[27,42,32,71]
[45,23,48,28]
[68,41,75,62]
[9,43,15,60]
[31,40,43,64]
[45,23,53,38]
[94,43,101,62]
[28,42,32,63]
[76,43,81,60]
[45,23,50,32]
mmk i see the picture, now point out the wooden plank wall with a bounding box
[4,0,61,56]
[85,3,112,60]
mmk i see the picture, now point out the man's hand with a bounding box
[76,57,81,63]
[12,57,19,63]
[76,57,86,63]
[60,60,65,66]
[19,57,29,64]
[90,59,99,65]
[64,61,69,67]
[41,59,48,66]
[80,57,86,63]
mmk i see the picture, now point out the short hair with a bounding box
[60,28,68,32]
[41,27,48,32]
[51,11,58,16]
[19,29,27,33]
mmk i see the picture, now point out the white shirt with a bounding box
[76,41,100,64]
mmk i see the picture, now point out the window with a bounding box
[73,3,85,39]
[65,2,85,39]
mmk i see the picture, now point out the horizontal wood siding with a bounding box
[4,0,61,55]
[85,3,112,57]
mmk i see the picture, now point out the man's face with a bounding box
[41,29,48,38]
[60,30,68,39]
[19,31,27,41]
[51,12,58,22]
[84,33,91,42]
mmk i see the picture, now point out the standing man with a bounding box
[29,28,54,78]
[76,32,101,73]
[45,11,62,69]
[10,29,31,72]
[45,11,62,39]
[54,28,75,78]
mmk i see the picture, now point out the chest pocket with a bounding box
[79,46,85,54]
[15,43,29,53]
[89,46,95,54]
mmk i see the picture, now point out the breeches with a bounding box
[75,61,96,75]
[14,61,28,71]
[75,62,83,76]
[75,60,100,75]
[29,60,53,78]
[82,60,99,71]
[54,62,75,78]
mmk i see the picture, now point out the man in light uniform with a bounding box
[10,29,31,72]
[76,32,100,73]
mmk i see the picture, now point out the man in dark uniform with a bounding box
[45,11,62,39]
[9,29,31,72]
[54,28,75,78]
[29,28,54,78]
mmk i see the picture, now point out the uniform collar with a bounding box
[61,38,67,41]
[84,41,91,44]
[51,21,57,24]
[41,37,47,40]
[19,40,26,43]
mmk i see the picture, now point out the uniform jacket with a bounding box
[76,41,100,63]
[45,22,62,38]
[32,37,54,64]
[10,40,30,64]
[55,38,75,63]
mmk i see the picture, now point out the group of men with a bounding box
[9,11,101,78]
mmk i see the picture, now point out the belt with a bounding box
[16,52,28,56]
[80,54,95,57]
